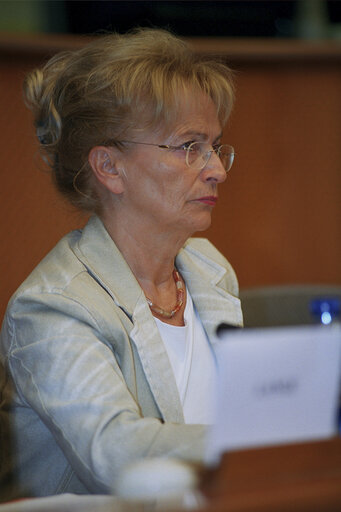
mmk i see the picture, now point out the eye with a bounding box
[179,140,196,151]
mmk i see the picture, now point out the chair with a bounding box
[239,285,341,328]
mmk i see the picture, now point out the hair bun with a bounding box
[23,63,62,147]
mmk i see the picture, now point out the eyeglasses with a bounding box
[113,140,235,172]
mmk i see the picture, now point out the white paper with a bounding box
[206,325,341,464]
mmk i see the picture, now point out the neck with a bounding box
[100,209,190,286]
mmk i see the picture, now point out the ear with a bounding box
[88,146,125,194]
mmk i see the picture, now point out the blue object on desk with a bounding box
[310,297,341,433]
[310,298,340,325]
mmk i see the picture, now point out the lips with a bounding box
[195,196,218,206]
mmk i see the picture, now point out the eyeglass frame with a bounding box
[105,140,235,172]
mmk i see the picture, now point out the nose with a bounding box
[200,150,227,184]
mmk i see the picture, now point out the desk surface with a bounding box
[201,437,341,511]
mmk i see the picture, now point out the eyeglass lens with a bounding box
[186,142,234,172]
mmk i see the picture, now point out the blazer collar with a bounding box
[74,216,242,421]
[74,216,144,317]
[176,241,243,343]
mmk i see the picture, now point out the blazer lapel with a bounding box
[129,296,184,422]
[74,216,184,422]
[176,242,243,344]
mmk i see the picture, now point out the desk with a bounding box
[0,439,340,511]
[201,437,341,511]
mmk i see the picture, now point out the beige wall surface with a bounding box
[1,35,340,320]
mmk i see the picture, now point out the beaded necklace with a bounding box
[146,269,184,319]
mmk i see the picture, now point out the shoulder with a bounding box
[11,229,85,300]
[181,238,239,297]
[2,227,105,335]
[1,227,129,357]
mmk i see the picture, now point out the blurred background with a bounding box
[0,1,340,322]
[0,1,340,38]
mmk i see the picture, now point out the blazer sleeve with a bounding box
[2,291,207,494]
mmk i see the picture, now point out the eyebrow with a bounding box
[177,131,223,142]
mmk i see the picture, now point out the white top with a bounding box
[154,291,217,424]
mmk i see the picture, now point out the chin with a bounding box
[190,213,213,233]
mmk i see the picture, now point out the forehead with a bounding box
[130,90,222,142]
[163,91,222,140]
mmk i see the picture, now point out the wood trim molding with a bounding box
[0,32,340,64]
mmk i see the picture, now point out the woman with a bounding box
[0,28,242,499]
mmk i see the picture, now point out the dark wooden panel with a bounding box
[210,62,341,288]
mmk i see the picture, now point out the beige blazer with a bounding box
[0,216,242,498]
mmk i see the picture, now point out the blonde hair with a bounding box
[24,28,234,213]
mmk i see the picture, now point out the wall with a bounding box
[0,34,340,319]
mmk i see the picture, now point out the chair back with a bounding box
[240,285,341,328]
